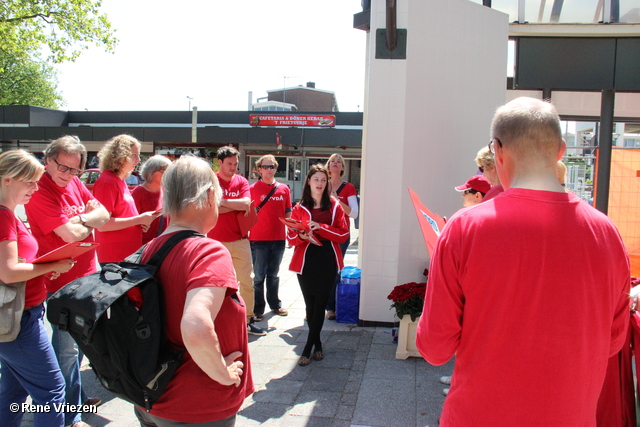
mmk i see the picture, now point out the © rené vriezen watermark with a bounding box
[9,402,97,414]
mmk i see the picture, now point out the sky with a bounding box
[54,0,367,112]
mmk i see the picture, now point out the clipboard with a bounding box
[33,242,100,264]
[279,218,322,246]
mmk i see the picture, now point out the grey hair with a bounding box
[140,155,172,182]
[44,135,88,170]
[162,155,221,217]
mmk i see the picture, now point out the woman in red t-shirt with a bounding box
[325,153,358,320]
[132,155,172,244]
[287,164,349,366]
[93,135,161,262]
[133,155,253,425]
[0,149,75,427]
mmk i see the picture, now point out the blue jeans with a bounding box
[0,305,65,427]
[51,324,86,425]
[250,240,285,315]
[326,235,350,312]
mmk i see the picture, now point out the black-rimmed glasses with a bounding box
[53,159,83,176]
[488,138,503,154]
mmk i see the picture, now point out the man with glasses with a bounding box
[417,97,630,425]
[26,135,110,427]
[249,155,291,321]
[208,145,266,336]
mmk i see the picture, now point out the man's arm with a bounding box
[416,226,463,365]
[53,200,110,243]
[219,197,251,214]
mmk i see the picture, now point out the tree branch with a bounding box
[1,12,59,24]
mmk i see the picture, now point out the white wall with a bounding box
[359,0,508,323]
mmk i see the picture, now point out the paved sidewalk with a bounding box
[22,231,451,426]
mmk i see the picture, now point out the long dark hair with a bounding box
[300,164,331,211]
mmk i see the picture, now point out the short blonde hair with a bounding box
[491,97,562,160]
[556,160,567,184]
[256,154,278,169]
[0,149,44,182]
[162,155,221,217]
[98,134,140,174]
[326,153,345,177]
[475,146,495,169]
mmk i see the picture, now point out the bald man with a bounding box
[417,97,630,426]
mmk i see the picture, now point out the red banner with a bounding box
[250,114,335,127]
[408,188,446,257]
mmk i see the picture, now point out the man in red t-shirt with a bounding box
[26,136,110,427]
[417,98,630,426]
[207,146,266,336]
[249,155,292,319]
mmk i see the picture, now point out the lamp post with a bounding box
[187,96,194,111]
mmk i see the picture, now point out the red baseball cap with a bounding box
[455,175,491,194]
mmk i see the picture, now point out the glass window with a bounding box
[288,158,302,181]
[522,0,606,23]
[620,0,640,23]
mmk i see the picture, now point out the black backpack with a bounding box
[46,230,203,411]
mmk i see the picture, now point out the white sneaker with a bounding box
[439,375,452,385]
[443,388,450,396]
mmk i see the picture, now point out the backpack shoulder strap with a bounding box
[147,230,204,268]
[125,230,204,267]
[336,182,347,195]
[256,182,279,212]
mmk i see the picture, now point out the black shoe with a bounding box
[247,321,266,336]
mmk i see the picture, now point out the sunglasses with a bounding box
[463,189,478,195]
[478,166,485,173]
[260,165,276,170]
[488,137,503,154]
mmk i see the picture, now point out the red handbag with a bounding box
[236,201,258,239]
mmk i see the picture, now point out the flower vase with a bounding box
[396,314,422,360]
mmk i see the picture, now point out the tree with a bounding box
[0,51,63,108]
[0,0,117,64]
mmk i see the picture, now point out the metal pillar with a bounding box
[595,89,615,214]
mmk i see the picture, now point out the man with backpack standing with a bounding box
[208,146,266,336]
[26,136,110,427]
[249,155,291,321]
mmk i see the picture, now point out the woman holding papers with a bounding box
[287,164,349,366]
[0,150,75,427]
[93,135,160,262]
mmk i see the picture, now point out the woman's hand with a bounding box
[138,210,162,231]
[221,351,244,387]
[49,258,76,275]
[307,221,321,231]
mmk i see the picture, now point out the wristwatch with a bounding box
[79,214,88,225]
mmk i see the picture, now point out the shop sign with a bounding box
[250,114,335,127]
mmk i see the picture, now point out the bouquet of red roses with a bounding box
[387,270,428,322]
